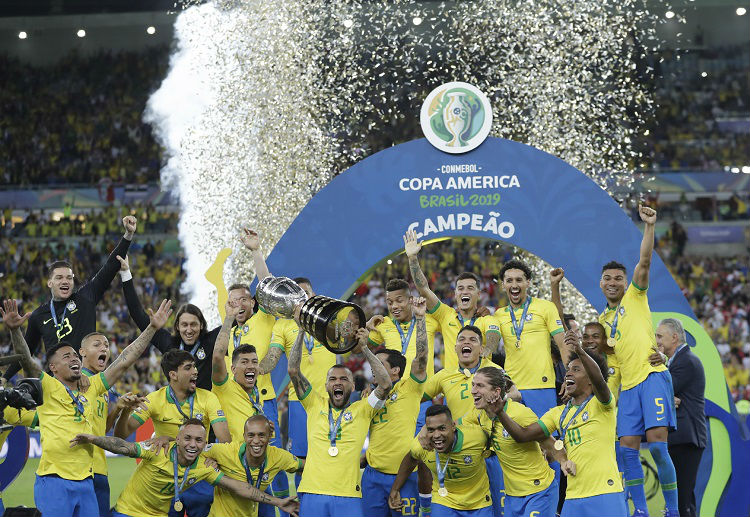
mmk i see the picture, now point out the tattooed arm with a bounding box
[70,433,139,457]
[287,322,312,399]
[403,230,440,310]
[361,343,393,400]
[103,299,173,387]
[213,303,240,384]
[258,347,284,376]
[409,297,428,382]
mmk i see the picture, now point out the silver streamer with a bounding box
[148,0,655,324]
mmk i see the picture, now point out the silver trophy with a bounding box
[256,276,366,354]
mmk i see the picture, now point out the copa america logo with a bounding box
[420,82,493,154]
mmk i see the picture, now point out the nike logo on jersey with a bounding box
[656,416,665,421]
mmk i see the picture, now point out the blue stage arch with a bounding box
[265,137,749,516]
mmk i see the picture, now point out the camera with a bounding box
[0,378,43,427]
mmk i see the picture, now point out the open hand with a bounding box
[411,296,427,318]
[278,497,300,517]
[366,315,384,331]
[648,347,667,366]
[388,490,404,511]
[70,433,96,448]
[403,229,422,258]
[1,299,31,330]
[147,299,173,330]
[224,300,241,321]
[116,392,148,413]
[144,435,174,457]
[561,459,577,476]
[240,228,261,252]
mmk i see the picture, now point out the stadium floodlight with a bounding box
[701,71,708,77]
[665,10,675,18]
[18,31,27,39]
[737,7,747,16]
[77,29,86,38]
[731,167,740,173]
[147,26,156,35]
[413,16,423,25]
[742,166,750,174]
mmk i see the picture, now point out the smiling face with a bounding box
[232,352,259,391]
[501,268,529,307]
[455,328,482,368]
[177,313,202,345]
[243,418,271,460]
[582,323,607,355]
[455,277,480,313]
[600,268,627,305]
[228,287,255,325]
[564,358,592,400]
[170,360,198,395]
[325,366,354,409]
[425,413,456,453]
[79,334,110,373]
[48,267,75,301]
[176,423,205,464]
[48,345,82,382]
[386,288,412,323]
[471,372,501,411]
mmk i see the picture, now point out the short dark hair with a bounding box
[584,321,606,335]
[172,304,207,342]
[374,348,407,380]
[457,325,483,343]
[81,332,107,346]
[232,344,257,363]
[293,277,312,287]
[161,349,195,378]
[601,261,627,274]
[48,261,73,278]
[245,414,271,430]
[425,404,452,421]
[499,260,532,281]
[46,342,76,366]
[227,283,251,295]
[475,366,510,396]
[568,350,609,381]
[386,278,410,293]
[456,272,480,289]
[179,417,205,431]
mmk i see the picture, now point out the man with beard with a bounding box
[114,349,231,517]
[203,415,305,517]
[71,418,300,517]
[2,215,137,384]
[1,297,173,517]
[288,314,392,517]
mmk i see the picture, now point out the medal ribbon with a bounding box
[558,394,593,445]
[604,305,621,343]
[64,385,86,416]
[233,328,242,350]
[241,451,267,489]
[394,317,416,355]
[172,447,192,507]
[434,449,450,493]
[456,313,477,328]
[328,405,347,449]
[179,339,201,357]
[249,387,264,415]
[508,297,532,343]
[459,362,482,376]
[49,300,69,333]
[303,333,315,357]
[167,386,195,421]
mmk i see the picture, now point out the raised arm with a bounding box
[287,321,312,398]
[83,216,136,304]
[633,205,656,289]
[1,300,41,378]
[410,297,429,382]
[106,392,148,433]
[119,255,151,332]
[404,230,440,310]
[212,302,240,383]
[549,268,566,326]
[495,404,548,443]
[357,332,393,399]
[217,475,299,516]
[240,228,270,281]
[567,330,611,404]
[69,433,139,458]
[103,299,173,387]
[389,453,421,511]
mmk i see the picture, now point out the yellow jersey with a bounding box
[490,297,564,390]
[226,309,278,402]
[204,442,302,517]
[132,386,226,439]
[422,358,501,420]
[409,424,491,510]
[270,318,336,401]
[430,302,498,371]
[605,352,621,403]
[2,406,37,427]
[539,396,622,499]
[82,368,110,476]
[599,282,667,390]
[298,389,380,497]
[367,374,426,474]
[369,313,439,378]
[114,443,224,517]
[462,403,554,496]
[212,374,264,441]
[36,371,109,480]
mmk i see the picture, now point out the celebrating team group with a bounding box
[1,204,685,517]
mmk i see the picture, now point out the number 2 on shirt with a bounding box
[459,383,470,400]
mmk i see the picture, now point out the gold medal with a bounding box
[482,449,491,458]
[607,337,616,348]
[515,340,520,349]
[554,439,564,450]
[328,446,339,457]
[438,487,448,497]
[174,500,183,512]
[308,354,314,364]
[462,368,471,377]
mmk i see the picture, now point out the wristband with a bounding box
[119,270,133,282]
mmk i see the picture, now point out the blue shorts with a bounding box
[432,503,493,517]
[288,400,309,457]
[518,388,557,419]
[504,477,558,517]
[485,454,505,517]
[111,513,133,517]
[34,475,98,517]
[263,397,290,517]
[361,465,418,517]
[561,492,628,517]
[168,479,214,517]
[416,400,430,432]
[617,370,677,437]
[300,493,364,517]
[93,473,109,517]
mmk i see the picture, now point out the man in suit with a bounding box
[656,318,707,517]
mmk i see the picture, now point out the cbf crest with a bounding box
[343,412,353,422]
[463,455,473,465]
